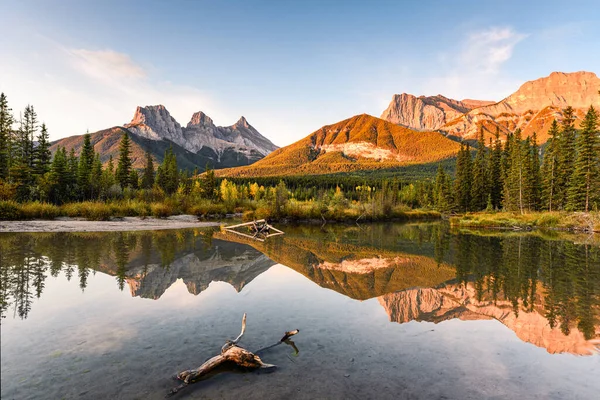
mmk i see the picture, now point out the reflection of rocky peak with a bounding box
[213,230,456,300]
[379,282,600,355]
[124,241,275,299]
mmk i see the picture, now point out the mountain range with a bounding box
[218,71,599,177]
[381,71,600,143]
[50,106,278,171]
[50,70,599,176]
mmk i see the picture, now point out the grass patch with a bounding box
[450,212,600,232]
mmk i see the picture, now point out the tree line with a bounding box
[435,105,599,214]
[0,92,431,214]
[1,92,598,215]
[0,93,213,204]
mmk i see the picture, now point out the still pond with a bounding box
[1,223,599,399]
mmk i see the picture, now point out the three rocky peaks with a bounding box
[125,105,278,159]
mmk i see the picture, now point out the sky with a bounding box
[1,0,599,146]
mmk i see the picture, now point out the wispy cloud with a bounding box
[69,48,147,82]
[0,35,218,139]
[424,27,528,101]
[462,27,527,74]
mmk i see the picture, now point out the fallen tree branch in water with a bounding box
[167,314,299,397]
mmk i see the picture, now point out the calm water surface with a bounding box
[1,223,599,399]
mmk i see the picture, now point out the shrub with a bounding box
[535,213,560,227]
[112,200,150,217]
[62,202,112,221]
[0,201,23,220]
[0,181,17,201]
[254,206,273,220]
[20,202,61,219]
[150,202,173,218]
[242,210,255,221]
[189,201,227,217]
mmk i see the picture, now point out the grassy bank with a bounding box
[0,199,440,223]
[450,212,600,233]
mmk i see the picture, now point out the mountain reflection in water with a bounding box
[1,223,599,355]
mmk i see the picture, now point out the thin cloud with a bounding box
[0,36,220,139]
[424,27,528,101]
[462,27,527,74]
[69,48,147,83]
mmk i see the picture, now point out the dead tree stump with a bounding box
[168,314,299,396]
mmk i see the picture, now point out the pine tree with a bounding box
[528,132,542,211]
[521,137,535,211]
[19,105,38,168]
[129,169,139,190]
[141,151,155,189]
[78,132,95,198]
[489,128,503,210]
[541,120,560,211]
[566,106,599,212]
[0,93,14,180]
[434,164,452,213]
[34,123,51,176]
[67,148,79,200]
[555,106,577,209]
[101,155,116,196]
[454,143,472,212]
[11,105,37,200]
[156,147,179,194]
[470,128,489,211]
[49,147,69,204]
[200,163,217,199]
[503,129,530,213]
[90,153,103,199]
[115,132,132,189]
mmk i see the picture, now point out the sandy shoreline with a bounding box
[0,215,222,233]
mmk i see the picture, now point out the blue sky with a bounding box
[1,0,598,145]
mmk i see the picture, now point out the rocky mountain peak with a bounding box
[122,104,278,159]
[440,71,600,142]
[125,105,183,142]
[233,116,250,129]
[380,93,493,131]
[502,70,600,112]
[187,111,215,128]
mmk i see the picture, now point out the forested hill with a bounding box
[217,114,461,178]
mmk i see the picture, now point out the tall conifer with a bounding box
[0,93,14,180]
[471,128,489,210]
[489,128,503,209]
[454,143,472,212]
[141,151,155,189]
[34,123,51,176]
[566,106,599,212]
[78,132,95,198]
[529,132,542,211]
[541,120,560,211]
[115,132,132,189]
[556,106,576,209]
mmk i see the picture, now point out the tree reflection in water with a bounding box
[0,224,598,345]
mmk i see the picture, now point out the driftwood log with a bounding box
[223,220,284,242]
[168,314,299,396]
